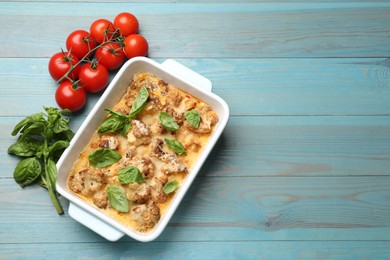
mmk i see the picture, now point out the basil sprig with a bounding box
[98,85,149,136]
[164,138,187,155]
[98,109,132,136]
[88,148,122,168]
[106,185,129,213]
[184,109,201,128]
[8,107,74,215]
[163,180,179,195]
[159,112,179,132]
[118,166,146,184]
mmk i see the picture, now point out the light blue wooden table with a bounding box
[1,1,390,259]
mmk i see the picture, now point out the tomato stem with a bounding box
[56,28,123,84]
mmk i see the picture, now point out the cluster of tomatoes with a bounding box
[48,12,149,112]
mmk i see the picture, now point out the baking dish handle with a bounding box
[68,202,124,241]
[161,59,212,92]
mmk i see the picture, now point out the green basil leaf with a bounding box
[88,148,122,168]
[48,140,69,156]
[46,158,58,193]
[118,166,146,184]
[53,117,69,134]
[11,112,44,136]
[121,121,132,137]
[129,85,149,118]
[21,121,45,137]
[159,112,179,132]
[163,180,179,195]
[61,129,75,141]
[106,185,129,213]
[13,158,42,188]
[164,138,187,155]
[184,109,201,128]
[98,115,127,134]
[60,109,72,116]
[8,136,41,157]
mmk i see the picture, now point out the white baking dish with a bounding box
[56,57,229,242]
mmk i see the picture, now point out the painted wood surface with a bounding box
[0,1,389,259]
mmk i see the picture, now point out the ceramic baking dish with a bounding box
[56,57,229,242]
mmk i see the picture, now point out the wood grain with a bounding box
[0,3,389,58]
[1,58,390,117]
[0,176,389,243]
[1,241,390,260]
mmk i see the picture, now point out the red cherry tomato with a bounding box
[78,62,109,93]
[114,12,139,37]
[95,43,125,70]
[90,19,116,44]
[123,34,148,59]
[48,52,81,81]
[66,30,96,60]
[55,80,87,112]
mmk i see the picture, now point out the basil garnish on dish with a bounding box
[98,85,149,136]
[159,112,179,132]
[88,148,122,168]
[129,85,149,118]
[164,138,187,155]
[184,109,200,128]
[106,185,129,213]
[118,166,146,184]
[163,180,179,195]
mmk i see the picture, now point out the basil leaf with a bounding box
[118,166,146,184]
[129,85,149,118]
[98,109,130,135]
[11,112,44,136]
[121,121,133,137]
[164,138,187,155]
[13,158,42,188]
[163,180,179,195]
[98,115,127,134]
[106,185,129,213]
[88,148,122,168]
[53,117,69,134]
[184,109,201,128]
[48,140,69,156]
[159,112,179,132]
[8,136,41,157]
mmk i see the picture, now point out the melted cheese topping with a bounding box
[67,72,218,233]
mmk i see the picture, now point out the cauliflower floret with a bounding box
[98,135,119,150]
[131,202,161,232]
[127,120,151,146]
[93,191,109,209]
[126,182,151,203]
[68,169,103,196]
[149,176,168,204]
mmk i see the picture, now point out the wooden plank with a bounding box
[0,176,389,243]
[0,3,389,58]
[1,241,390,260]
[2,115,390,178]
[1,58,390,117]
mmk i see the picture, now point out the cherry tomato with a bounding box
[55,80,87,112]
[90,19,116,44]
[48,52,81,81]
[114,12,139,37]
[78,62,109,93]
[95,43,125,70]
[66,30,96,60]
[123,34,148,59]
